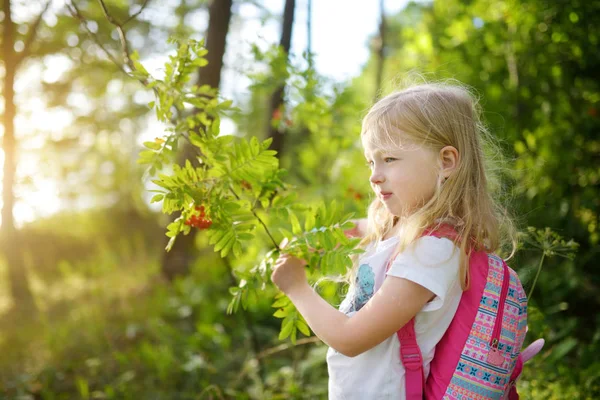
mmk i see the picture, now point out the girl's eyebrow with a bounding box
[364,149,382,158]
[364,149,397,159]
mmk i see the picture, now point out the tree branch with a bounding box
[123,0,151,26]
[16,0,53,66]
[257,336,321,359]
[67,1,128,76]
[96,0,136,73]
[229,185,281,252]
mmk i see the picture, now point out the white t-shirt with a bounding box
[326,234,462,400]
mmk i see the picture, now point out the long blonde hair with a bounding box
[347,82,517,292]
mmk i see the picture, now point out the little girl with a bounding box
[271,83,516,399]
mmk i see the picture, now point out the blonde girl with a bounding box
[271,82,515,399]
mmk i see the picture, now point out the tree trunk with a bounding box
[374,0,386,102]
[161,0,233,280]
[1,0,36,313]
[266,0,296,157]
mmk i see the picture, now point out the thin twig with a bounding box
[527,253,545,302]
[16,0,53,66]
[123,0,152,26]
[229,186,280,251]
[96,0,138,77]
[257,336,322,359]
[67,1,127,75]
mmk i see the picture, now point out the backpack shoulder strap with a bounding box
[398,319,425,400]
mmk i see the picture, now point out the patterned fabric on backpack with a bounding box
[442,254,528,399]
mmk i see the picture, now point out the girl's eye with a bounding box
[366,158,396,168]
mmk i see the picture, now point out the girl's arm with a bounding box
[271,254,434,357]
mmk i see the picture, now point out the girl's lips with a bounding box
[380,193,392,200]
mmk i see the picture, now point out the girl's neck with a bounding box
[382,217,402,241]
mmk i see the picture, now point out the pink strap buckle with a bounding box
[400,344,423,370]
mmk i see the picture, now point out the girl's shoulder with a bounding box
[409,235,459,266]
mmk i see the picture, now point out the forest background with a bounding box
[0,0,598,399]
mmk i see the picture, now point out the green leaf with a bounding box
[220,238,235,258]
[290,211,302,235]
[208,230,225,246]
[214,231,234,252]
[296,319,310,336]
[143,141,162,151]
[211,116,221,137]
[223,202,241,213]
[237,232,254,241]
[290,326,297,344]
[272,297,290,308]
[279,316,295,340]
[151,194,164,203]
[305,209,315,232]
[262,137,273,149]
[323,231,336,251]
[227,292,241,314]
[218,99,233,110]
[273,308,288,318]
[232,242,242,258]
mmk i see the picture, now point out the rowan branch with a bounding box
[16,0,53,66]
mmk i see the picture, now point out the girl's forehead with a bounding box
[363,146,390,158]
[362,139,419,158]
[362,124,415,149]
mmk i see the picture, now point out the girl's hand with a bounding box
[271,238,309,295]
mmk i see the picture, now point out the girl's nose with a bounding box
[370,171,385,184]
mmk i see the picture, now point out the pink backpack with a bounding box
[389,227,544,400]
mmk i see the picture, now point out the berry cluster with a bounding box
[185,205,212,230]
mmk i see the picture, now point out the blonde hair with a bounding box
[347,82,517,292]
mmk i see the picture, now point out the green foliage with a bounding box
[518,227,579,301]
[134,39,365,345]
[0,247,330,399]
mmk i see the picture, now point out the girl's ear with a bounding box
[439,146,459,179]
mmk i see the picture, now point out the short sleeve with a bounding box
[386,236,460,312]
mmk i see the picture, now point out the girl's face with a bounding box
[364,139,440,217]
